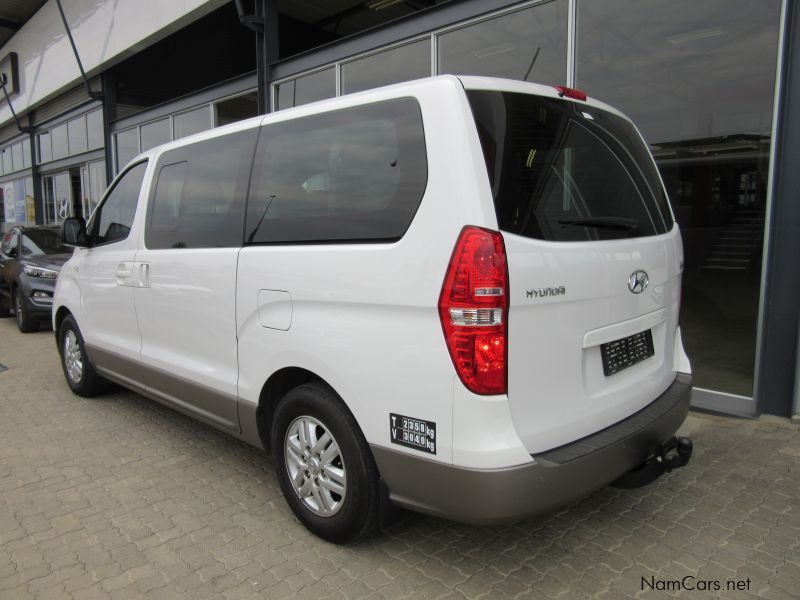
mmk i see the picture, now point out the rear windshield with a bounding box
[467,90,673,242]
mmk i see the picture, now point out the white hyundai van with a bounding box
[53,75,693,543]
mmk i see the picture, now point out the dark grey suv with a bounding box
[0,226,72,332]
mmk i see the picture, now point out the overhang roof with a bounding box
[0,0,48,51]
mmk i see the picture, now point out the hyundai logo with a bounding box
[628,270,649,294]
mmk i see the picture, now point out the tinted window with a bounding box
[468,91,673,242]
[246,99,427,244]
[21,229,67,256]
[90,161,148,245]
[147,130,257,249]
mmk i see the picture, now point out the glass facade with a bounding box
[115,128,139,171]
[276,68,336,110]
[577,0,781,397]
[439,0,567,85]
[112,90,257,171]
[34,108,104,167]
[140,118,171,152]
[215,92,258,127]
[174,106,211,139]
[341,40,431,94]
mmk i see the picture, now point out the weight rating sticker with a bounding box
[390,413,436,454]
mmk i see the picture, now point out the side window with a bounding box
[146,130,257,249]
[246,98,428,244]
[90,161,148,245]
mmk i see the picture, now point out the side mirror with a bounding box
[63,217,90,247]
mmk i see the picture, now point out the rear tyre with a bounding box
[271,382,379,544]
[14,287,38,333]
[58,315,106,397]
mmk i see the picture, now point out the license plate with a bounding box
[601,329,654,376]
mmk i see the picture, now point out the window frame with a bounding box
[87,159,149,248]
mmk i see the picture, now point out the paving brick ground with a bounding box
[1,318,799,599]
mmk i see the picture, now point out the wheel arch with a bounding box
[257,367,320,450]
[256,367,356,451]
[54,305,73,340]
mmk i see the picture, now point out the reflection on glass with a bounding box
[438,0,567,86]
[115,129,139,171]
[87,160,107,218]
[22,139,31,169]
[277,0,451,42]
[38,132,52,164]
[51,124,68,160]
[577,0,781,397]
[87,109,104,150]
[68,116,88,155]
[140,118,171,152]
[277,68,336,110]
[174,106,211,139]
[215,92,258,126]
[342,40,431,94]
[11,143,23,172]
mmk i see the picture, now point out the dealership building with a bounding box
[0,0,797,419]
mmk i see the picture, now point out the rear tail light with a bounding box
[554,85,588,101]
[439,226,509,395]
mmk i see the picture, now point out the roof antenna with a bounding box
[523,47,541,81]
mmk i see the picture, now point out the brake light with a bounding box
[554,85,588,101]
[439,226,509,395]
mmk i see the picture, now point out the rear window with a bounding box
[467,90,673,242]
[245,98,427,244]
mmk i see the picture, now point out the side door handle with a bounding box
[137,262,151,288]
[115,262,134,286]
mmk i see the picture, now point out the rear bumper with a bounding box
[372,372,692,525]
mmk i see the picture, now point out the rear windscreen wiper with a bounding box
[558,217,639,231]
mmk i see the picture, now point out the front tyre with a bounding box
[58,315,106,397]
[272,383,379,543]
[14,287,38,333]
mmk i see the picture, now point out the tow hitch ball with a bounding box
[611,436,693,489]
[656,436,693,472]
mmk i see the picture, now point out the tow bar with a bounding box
[611,436,693,489]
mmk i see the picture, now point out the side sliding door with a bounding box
[132,128,258,431]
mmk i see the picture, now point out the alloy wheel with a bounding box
[63,330,83,384]
[284,415,347,517]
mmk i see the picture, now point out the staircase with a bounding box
[701,208,764,272]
